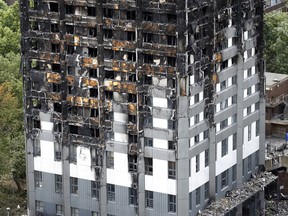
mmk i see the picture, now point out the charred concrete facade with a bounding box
[20,0,265,216]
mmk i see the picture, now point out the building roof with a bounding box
[266,72,288,88]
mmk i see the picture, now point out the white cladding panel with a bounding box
[107,152,131,187]
[34,140,62,175]
[41,121,53,131]
[114,132,128,143]
[153,118,167,129]
[70,146,95,180]
[153,138,168,149]
[153,97,167,108]
[145,159,176,195]
[113,112,128,123]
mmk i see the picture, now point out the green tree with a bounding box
[0,0,20,55]
[264,12,288,74]
[0,0,25,192]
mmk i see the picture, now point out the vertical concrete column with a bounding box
[62,144,71,216]
[100,152,107,216]
[176,97,189,216]
[20,0,34,214]
[236,57,244,187]
[26,138,36,216]
[208,128,216,200]
[138,139,145,216]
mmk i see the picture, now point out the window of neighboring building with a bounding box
[168,194,176,213]
[196,187,200,205]
[256,120,259,137]
[168,161,176,179]
[128,155,137,172]
[205,150,209,167]
[144,137,153,147]
[204,182,209,199]
[55,174,62,193]
[106,151,114,169]
[145,157,153,175]
[33,139,41,156]
[221,170,228,189]
[232,165,236,182]
[91,181,100,199]
[36,200,44,211]
[129,188,138,206]
[145,190,153,209]
[70,177,78,194]
[168,141,175,150]
[71,207,79,216]
[248,124,252,141]
[221,138,228,157]
[35,171,42,188]
[233,133,237,150]
[196,154,200,172]
[248,155,252,172]
[55,142,62,161]
[107,184,115,202]
[189,192,192,210]
[56,204,63,215]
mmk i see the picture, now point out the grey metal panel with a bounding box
[144,128,174,140]
[215,86,237,104]
[144,147,176,161]
[242,75,259,89]
[214,105,237,124]
[189,84,203,96]
[178,118,189,139]
[26,138,36,215]
[106,141,128,154]
[243,111,260,127]
[225,27,236,39]
[34,173,62,204]
[106,185,137,216]
[188,121,209,138]
[189,139,209,158]
[70,178,100,211]
[243,56,256,70]
[153,107,174,119]
[218,65,237,83]
[150,87,167,98]
[40,112,52,122]
[113,122,127,134]
[80,209,93,216]
[178,97,189,118]
[39,131,54,141]
[215,124,237,143]
[144,192,169,216]
[244,37,256,51]
[221,46,238,61]
[113,103,127,113]
[188,101,205,118]
[43,202,57,216]
[243,92,259,109]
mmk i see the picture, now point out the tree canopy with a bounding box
[264,12,288,74]
[0,0,25,191]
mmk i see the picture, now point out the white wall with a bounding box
[189,151,209,191]
[107,152,132,187]
[145,159,176,195]
[34,140,62,175]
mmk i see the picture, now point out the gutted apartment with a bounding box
[20,0,265,215]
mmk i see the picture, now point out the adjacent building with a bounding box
[265,72,288,138]
[20,0,265,215]
[264,0,287,12]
